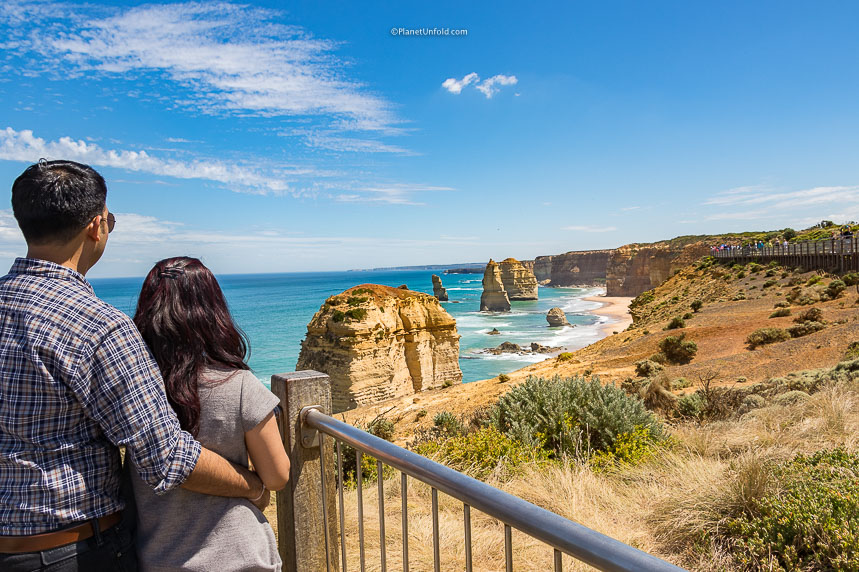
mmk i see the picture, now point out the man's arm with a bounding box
[183,447,266,506]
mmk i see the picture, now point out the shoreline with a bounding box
[582,293,634,336]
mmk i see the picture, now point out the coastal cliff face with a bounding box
[531,256,553,282]
[605,242,711,296]
[296,284,462,412]
[480,260,511,311]
[547,250,611,286]
[498,258,538,300]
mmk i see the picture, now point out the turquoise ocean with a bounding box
[91,270,610,386]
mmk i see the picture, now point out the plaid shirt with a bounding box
[0,258,201,535]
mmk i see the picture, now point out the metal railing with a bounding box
[711,236,859,271]
[271,371,685,572]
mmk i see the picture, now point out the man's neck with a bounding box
[26,243,88,275]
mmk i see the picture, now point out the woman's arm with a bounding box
[246,411,291,491]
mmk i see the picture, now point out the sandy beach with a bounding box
[583,294,634,336]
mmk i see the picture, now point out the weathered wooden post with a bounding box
[271,371,339,572]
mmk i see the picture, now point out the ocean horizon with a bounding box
[91,269,610,386]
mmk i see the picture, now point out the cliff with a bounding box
[531,256,553,282]
[545,250,611,287]
[296,284,462,412]
[480,260,511,311]
[605,241,711,296]
[498,258,538,300]
[431,274,448,301]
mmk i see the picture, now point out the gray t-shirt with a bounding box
[132,367,282,572]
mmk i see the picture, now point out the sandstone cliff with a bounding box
[531,256,553,282]
[545,250,611,286]
[296,284,462,412]
[498,258,538,300]
[605,241,711,296]
[431,274,448,301]
[480,260,511,311]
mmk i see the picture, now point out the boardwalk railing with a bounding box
[711,236,859,272]
[271,371,685,572]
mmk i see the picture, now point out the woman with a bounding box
[131,257,290,571]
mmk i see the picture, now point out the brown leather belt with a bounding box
[0,512,122,553]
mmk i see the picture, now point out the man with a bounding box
[0,160,271,570]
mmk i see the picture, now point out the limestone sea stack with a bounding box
[296,285,462,412]
[547,307,570,327]
[431,274,448,301]
[498,258,539,300]
[480,259,511,312]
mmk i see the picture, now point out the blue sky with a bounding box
[1,0,858,277]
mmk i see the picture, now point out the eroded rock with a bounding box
[480,260,511,312]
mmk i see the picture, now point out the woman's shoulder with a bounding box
[200,365,259,385]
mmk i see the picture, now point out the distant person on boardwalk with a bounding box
[132,256,290,572]
[0,160,270,571]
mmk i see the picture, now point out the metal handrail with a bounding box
[304,408,684,572]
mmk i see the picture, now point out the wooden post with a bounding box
[271,371,339,572]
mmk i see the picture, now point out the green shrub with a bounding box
[806,275,822,286]
[670,377,691,390]
[787,321,826,338]
[368,418,395,441]
[649,352,667,364]
[414,426,550,480]
[497,373,510,383]
[769,308,791,318]
[415,409,427,420]
[331,310,346,322]
[682,312,693,320]
[746,328,791,349]
[490,375,664,462]
[676,392,704,419]
[843,273,859,287]
[748,263,763,273]
[773,300,790,308]
[658,334,698,364]
[556,352,575,362]
[588,426,659,471]
[782,227,797,241]
[433,411,465,436]
[344,308,368,321]
[691,300,703,312]
[346,296,369,306]
[737,271,746,279]
[726,448,859,571]
[664,316,686,330]
[762,279,778,288]
[765,269,777,277]
[630,291,655,308]
[634,359,663,378]
[824,279,846,300]
[773,390,810,406]
[794,307,823,323]
[845,342,859,361]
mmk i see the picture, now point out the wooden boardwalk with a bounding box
[712,236,859,272]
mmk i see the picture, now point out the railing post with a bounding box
[271,370,340,572]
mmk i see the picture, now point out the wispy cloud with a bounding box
[703,184,859,222]
[0,127,296,194]
[302,132,416,155]
[562,225,617,233]
[335,183,454,205]
[442,72,518,99]
[1,1,397,131]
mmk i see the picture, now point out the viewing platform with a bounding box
[711,236,858,272]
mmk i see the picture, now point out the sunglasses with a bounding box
[100,212,116,233]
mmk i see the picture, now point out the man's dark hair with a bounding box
[11,160,107,244]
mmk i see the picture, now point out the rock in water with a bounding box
[488,328,501,335]
[480,259,511,312]
[498,258,538,300]
[547,307,570,326]
[296,285,462,412]
[431,274,448,301]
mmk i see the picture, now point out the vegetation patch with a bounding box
[664,316,685,330]
[657,334,698,364]
[726,448,859,571]
[769,308,791,318]
[787,321,826,338]
[746,328,791,349]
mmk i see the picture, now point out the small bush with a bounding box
[367,418,395,441]
[794,307,823,323]
[491,375,664,462]
[845,342,859,361]
[344,308,368,321]
[497,373,510,383]
[634,359,663,378]
[676,393,704,419]
[762,279,778,289]
[748,263,763,273]
[843,272,859,287]
[765,269,777,277]
[746,328,791,349]
[630,291,655,308]
[769,308,791,318]
[773,300,790,308]
[331,310,346,322]
[787,321,826,338]
[415,409,427,420]
[658,334,698,364]
[682,312,693,320]
[649,352,667,364]
[670,377,691,390]
[824,279,846,300]
[589,426,659,471]
[433,411,465,436]
[737,271,746,279]
[346,295,368,306]
[690,300,703,312]
[414,426,550,480]
[773,390,810,406]
[737,394,766,415]
[556,352,575,362]
[732,293,746,301]
[664,316,686,330]
[806,275,822,286]
[726,448,859,570]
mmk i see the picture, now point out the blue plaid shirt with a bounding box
[0,258,201,535]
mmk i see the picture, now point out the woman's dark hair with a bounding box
[134,257,249,436]
[12,159,107,244]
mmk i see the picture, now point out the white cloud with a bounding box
[0,127,294,194]
[2,2,397,130]
[335,183,454,206]
[302,132,415,155]
[442,72,518,98]
[442,72,479,95]
[562,225,617,233]
[705,185,859,209]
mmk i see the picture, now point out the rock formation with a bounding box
[606,242,710,296]
[531,256,553,283]
[546,307,570,326]
[488,328,501,335]
[546,250,612,287]
[296,284,462,412]
[498,258,539,300]
[431,274,448,301]
[480,260,511,312]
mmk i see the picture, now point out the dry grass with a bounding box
[306,381,859,571]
